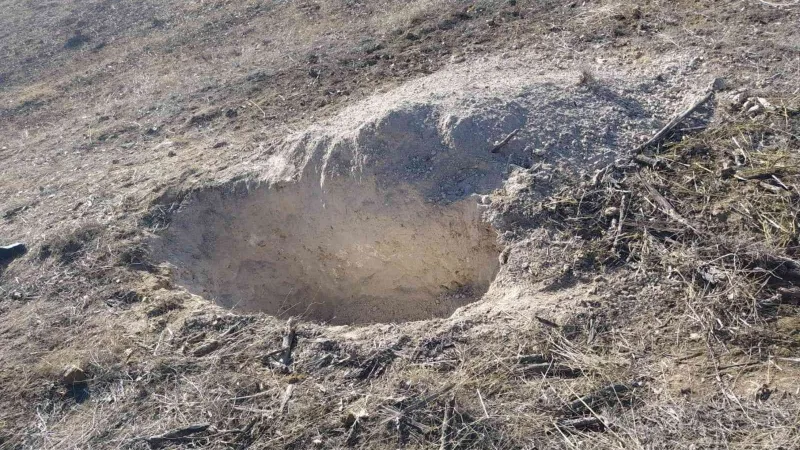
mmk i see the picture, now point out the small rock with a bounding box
[729,91,748,107]
[746,103,762,115]
[686,56,702,71]
[167,150,177,157]
[499,247,511,265]
[756,97,774,110]
[602,207,619,218]
[193,339,221,357]
[61,365,88,385]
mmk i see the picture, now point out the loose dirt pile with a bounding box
[151,66,688,324]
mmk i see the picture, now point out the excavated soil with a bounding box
[151,67,683,324]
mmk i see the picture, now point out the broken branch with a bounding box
[634,84,717,154]
[490,128,520,153]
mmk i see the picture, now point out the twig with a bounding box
[143,423,210,448]
[490,128,520,153]
[633,154,666,168]
[612,194,627,251]
[248,100,267,119]
[279,384,294,415]
[534,315,560,328]
[634,85,717,154]
[476,389,489,419]
[279,318,297,367]
[440,396,455,450]
[557,416,606,431]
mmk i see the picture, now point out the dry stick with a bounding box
[642,180,691,228]
[279,318,297,367]
[633,154,665,168]
[490,128,520,153]
[279,384,294,415]
[612,194,627,251]
[144,423,211,447]
[557,416,605,431]
[476,389,489,419]
[534,315,559,328]
[634,88,716,155]
[248,100,267,119]
[440,396,455,450]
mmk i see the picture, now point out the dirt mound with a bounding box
[152,69,675,324]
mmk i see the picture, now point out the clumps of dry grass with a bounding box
[577,68,596,86]
[512,92,800,344]
[3,82,60,113]
[38,223,104,264]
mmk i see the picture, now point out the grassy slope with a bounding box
[1,1,799,448]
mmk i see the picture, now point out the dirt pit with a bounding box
[154,179,500,325]
[152,68,677,324]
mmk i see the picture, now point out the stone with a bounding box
[61,365,88,385]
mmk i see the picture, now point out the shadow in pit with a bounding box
[0,242,27,276]
[67,381,91,404]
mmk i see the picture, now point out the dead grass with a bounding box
[3,82,59,112]
[1,1,800,449]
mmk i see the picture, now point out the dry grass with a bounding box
[1,1,800,449]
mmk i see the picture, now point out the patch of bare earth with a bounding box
[1,1,799,449]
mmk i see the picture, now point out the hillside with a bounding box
[1,1,799,449]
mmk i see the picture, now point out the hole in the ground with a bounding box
[153,179,500,325]
[151,78,653,324]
